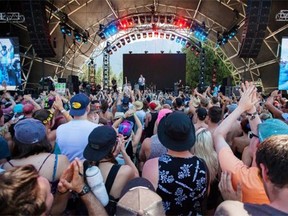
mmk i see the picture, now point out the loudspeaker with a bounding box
[238,0,272,58]
[58,78,67,83]
[222,77,232,87]
[68,75,79,94]
[22,0,56,58]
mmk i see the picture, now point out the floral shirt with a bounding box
[156,154,207,216]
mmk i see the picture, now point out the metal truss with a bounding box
[20,45,36,90]
[12,0,284,92]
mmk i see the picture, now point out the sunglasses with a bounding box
[248,131,259,139]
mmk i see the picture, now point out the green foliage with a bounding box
[183,45,231,88]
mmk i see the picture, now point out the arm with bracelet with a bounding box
[58,159,108,216]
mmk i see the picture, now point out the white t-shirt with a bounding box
[138,77,145,86]
[56,120,99,162]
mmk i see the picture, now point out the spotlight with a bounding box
[60,23,72,36]
[153,15,158,23]
[137,33,141,39]
[145,51,148,54]
[120,38,126,45]
[176,36,181,43]
[143,32,147,38]
[177,51,181,54]
[166,15,173,24]
[165,33,170,39]
[131,34,136,40]
[127,18,133,26]
[160,16,165,23]
[125,36,131,43]
[99,24,105,31]
[160,33,164,38]
[129,51,132,54]
[186,42,191,48]
[133,16,139,24]
[181,39,187,46]
[148,32,153,37]
[140,16,145,24]
[98,32,105,40]
[74,31,81,42]
[170,34,175,40]
[154,32,159,37]
[173,17,178,26]
[82,31,89,43]
[116,42,121,48]
[152,23,157,31]
[146,15,151,23]
[112,46,117,51]
[161,50,164,54]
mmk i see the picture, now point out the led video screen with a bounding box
[278,37,288,90]
[123,53,186,91]
[0,37,21,90]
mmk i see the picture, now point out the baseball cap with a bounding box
[14,119,46,144]
[196,107,207,121]
[83,126,117,162]
[258,118,288,143]
[116,178,164,216]
[13,104,23,114]
[23,103,34,114]
[70,93,90,116]
[227,103,238,113]
[118,120,134,137]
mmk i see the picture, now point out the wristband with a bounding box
[61,109,66,113]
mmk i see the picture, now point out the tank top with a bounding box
[5,153,59,194]
[145,111,158,138]
[148,135,167,160]
[157,154,207,216]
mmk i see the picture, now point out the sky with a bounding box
[95,38,184,75]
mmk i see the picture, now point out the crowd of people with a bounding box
[0,79,288,216]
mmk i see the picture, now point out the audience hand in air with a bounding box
[238,81,258,112]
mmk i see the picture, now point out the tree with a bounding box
[183,44,231,88]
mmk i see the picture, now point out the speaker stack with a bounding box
[22,0,56,58]
[238,0,271,58]
[68,75,79,94]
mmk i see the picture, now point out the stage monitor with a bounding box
[0,37,21,90]
[123,53,186,91]
[278,37,288,90]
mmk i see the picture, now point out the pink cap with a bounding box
[156,108,172,124]
[23,103,34,114]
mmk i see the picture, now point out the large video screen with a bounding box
[123,53,186,91]
[0,37,21,90]
[278,37,288,90]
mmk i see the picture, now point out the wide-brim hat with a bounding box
[133,101,143,111]
[83,126,117,162]
[157,111,195,151]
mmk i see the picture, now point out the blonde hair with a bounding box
[0,165,46,215]
[192,128,219,183]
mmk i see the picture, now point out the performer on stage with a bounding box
[174,79,182,95]
[138,74,145,92]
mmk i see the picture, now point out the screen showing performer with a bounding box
[279,37,288,90]
[0,37,21,89]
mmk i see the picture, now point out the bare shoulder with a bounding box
[142,157,159,188]
[215,201,249,216]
